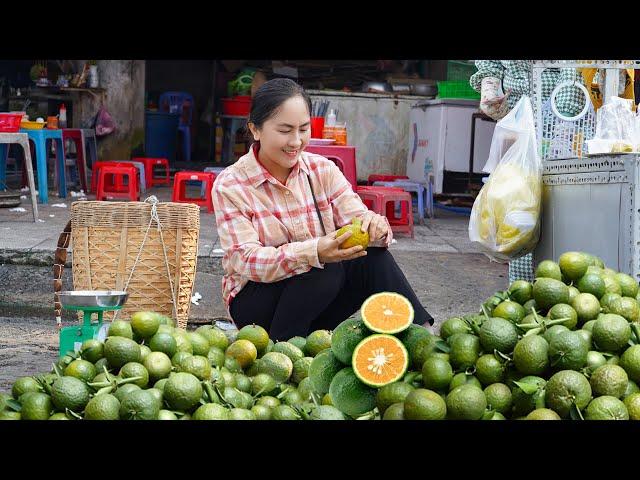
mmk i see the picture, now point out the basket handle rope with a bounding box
[53,220,72,330]
[112,196,179,321]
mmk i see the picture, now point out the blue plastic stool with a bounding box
[373,179,433,223]
[20,128,66,204]
[159,91,194,162]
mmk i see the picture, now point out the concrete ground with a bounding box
[0,183,508,392]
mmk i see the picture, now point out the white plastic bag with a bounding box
[586,96,637,154]
[469,96,543,262]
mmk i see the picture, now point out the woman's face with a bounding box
[249,95,311,176]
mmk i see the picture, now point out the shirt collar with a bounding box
[244,143,310,188]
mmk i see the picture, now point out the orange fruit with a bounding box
[360,292,414,334]
[352,334,409,387]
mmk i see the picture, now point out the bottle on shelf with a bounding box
[59,103,67,128]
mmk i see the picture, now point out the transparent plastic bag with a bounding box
[587,96,637,153]
[469,96,542,262]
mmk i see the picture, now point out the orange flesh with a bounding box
[353,335,407,385]
[362,294,413,331]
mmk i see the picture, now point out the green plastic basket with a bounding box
[437,81,480,100]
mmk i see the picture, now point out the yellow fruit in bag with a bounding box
[470,162,542,260]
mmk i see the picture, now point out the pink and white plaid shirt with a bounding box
[212,144,393,310]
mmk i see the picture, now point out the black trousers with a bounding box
[229,247,433,341]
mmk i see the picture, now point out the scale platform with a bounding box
[57,290,128,357]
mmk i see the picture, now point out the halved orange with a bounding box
[352,334,409,387]
[360,292,414,334]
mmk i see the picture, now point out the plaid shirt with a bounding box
[213,144,393,310]
[470,60,586,116]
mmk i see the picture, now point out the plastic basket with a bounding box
[0,113,24,132]
[447,61,477,81]
[436,81,480,100]
[222,96,251,116]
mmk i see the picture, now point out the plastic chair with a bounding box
[172,171,216,213]
[132,157,171,188]
[159,91,193,161]
[96,164,139,201]
[373,179,434,223]
[19,128,66,204]
[0,132,39,221]
[62,129,88,192]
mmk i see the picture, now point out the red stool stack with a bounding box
[96,164,139,201]
[132,157,171,188]
[357,187,414,238]
[172,171,216,213]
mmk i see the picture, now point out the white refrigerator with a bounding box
[406,98,496,194]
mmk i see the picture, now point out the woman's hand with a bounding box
[359,212,388,243]
[480,77,510,121]
[317,230,368,264]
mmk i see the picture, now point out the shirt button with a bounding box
[285,191,291,196]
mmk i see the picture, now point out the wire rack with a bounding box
[539,97,596,160]
[531,60,638,161]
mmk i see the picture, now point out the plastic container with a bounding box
[333,122,347,146]
[20,120,46,130]
[145,110,180,162]
[326,109,336,127]
[436,81,480,100]
[221,96,252,116]
[59,103,67,128]
[310,117,325,139]
[0,112,24,132]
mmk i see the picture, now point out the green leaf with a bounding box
[513,381,539,395]
[569,402,584,421]
[435,340,451,353]
[6,399,22,412]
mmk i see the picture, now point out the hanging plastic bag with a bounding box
[469,95,542,262]
[94,104,116,137]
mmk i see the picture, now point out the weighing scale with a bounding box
[57,290,128,357]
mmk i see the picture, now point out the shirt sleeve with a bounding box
[323,161,393,248]
[213,181,323,284]
[470,60,505,92]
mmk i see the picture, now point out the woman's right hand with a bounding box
[317,230,368,264]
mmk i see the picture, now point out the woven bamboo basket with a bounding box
[54,200,200,329]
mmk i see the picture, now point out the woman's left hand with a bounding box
[359,212,388,242]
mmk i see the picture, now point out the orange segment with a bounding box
[352,334,408,387]
[361,292,414,334]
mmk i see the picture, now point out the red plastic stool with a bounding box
[91,161,136,193]
[356,186,404,211]
[96,164,139,201]
[367,174,409,185]
[132,157,171,188]
[357,188,413,238]
[172,171,216,213]
[305,145,357,191]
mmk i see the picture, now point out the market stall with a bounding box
[531,60,640,280]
